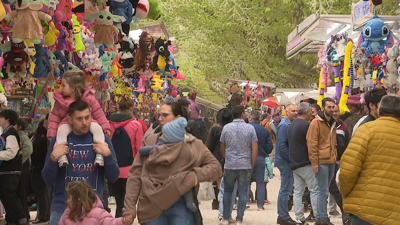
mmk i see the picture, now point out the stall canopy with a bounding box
[286,13,400,59]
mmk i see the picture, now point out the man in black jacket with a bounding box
[288,102,316,225]
[352,88,387,135]
[0,110,28,225]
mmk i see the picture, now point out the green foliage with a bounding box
[158,0,398,104]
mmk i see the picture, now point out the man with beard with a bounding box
[306,98,337,225]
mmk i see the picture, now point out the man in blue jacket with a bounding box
[248,111,273,211]
[275,104,298,225]
[42,101,119,225]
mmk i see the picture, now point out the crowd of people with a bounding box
[0,69,398,225]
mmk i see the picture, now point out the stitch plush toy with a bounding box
[5,0,52,44]
[84,9,121,47]
[109,0,133,35]
[360,17,393,54]
[3,41,29,79]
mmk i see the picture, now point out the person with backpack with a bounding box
[108,96,144,218]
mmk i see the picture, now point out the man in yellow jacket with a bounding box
[339,95,400,225]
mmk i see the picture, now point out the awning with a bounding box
[286,13,400,59]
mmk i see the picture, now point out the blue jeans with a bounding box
[293,165,318,221]
[142,197,193,225]
[315,164,335,221]
[277,163,294,220]
[254,156,266,207]
[50,210,63,225]
[218,177,237,218]
[223,169,252,222]
[351,215,372,225]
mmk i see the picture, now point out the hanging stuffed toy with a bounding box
[72,14,85,53]
[53,50,68,77]
[32,44,51,81]
[130,0,148,19]
[3,41,29,79]
[359,16,393,54]
[5,0,52,44]
[55,0,73,22]
[109,0,133,35]
[134,31,155,78]
[84,9,121,47]
[331,33,347,63]
[153,35,177,77]
[147,0,161,20]
[338,39,353,115]
[100,51,117,73]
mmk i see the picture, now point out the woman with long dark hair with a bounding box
[31,114,50,224]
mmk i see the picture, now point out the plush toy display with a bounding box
[153,35,177,77]
[5,0,52,44]
[360,17,393,54]
[100,51,117,73]
[109,0,133,35]
[3,41,29,79]
[339,39,353,115]
[84,9,121,47]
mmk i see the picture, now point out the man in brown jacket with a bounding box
[306,97,337,225]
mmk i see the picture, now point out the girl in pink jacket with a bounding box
[47,70,111,167]
[59,181,133,225]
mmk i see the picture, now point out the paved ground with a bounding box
[0,168,343,225]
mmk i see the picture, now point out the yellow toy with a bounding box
[24,39,36,74]
[0,1,6,21]
[317,68,325,108]
[72,14,85,53]
[338,39,353,115]
[151,74,164,93]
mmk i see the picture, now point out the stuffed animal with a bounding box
[53,50,68,77]
[109,0,133,35]
[386,44,399,86]
[134,31,155,78]
[68,62,78,70]
[153,35,176,77]
[118,35,136,68]
[100,51,117,73]
[331,33,347,63]
[55,0,73,22]
[0,1,6,21]
[32,44,51,80]
[130,0,148,19]
[84,9,121,47]
[147,0,161,20]
[360,17,393,54]
[72,14,85,53]
[3,41,29,79]
[24,39,36,74]
[5,0,52,44]
[151,74,164,93]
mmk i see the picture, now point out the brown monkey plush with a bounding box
[3,41,29,78]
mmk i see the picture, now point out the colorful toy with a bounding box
[84,9,121,47]
[55,0,73,22]
[109,0,133,35]
[153,35,177,77]
[72,14,85,53]
[134,31,155,78]
[3,41,30,79]
[386,44,399,86]
[33,44,51,80]
[131,0,149,19]
[339,40,353,115]
[360,17,393,54]
[147,0,161,20]
[317,68,324,108]
[5,0,52,44]
[331,33,347,63]
[100,51,117,73]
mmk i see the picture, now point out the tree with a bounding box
[159,0,398,104]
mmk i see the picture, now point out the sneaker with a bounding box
[94,153,104,166]
[329,210,340,216]
[108,196,116,205]
[58,155,69,167]
[257,206,265,211]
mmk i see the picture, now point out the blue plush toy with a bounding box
[360,17,393,54]
[109,0,133,35]
[33,44,51,79]
[0,136,6,166]
[53,50,68,77]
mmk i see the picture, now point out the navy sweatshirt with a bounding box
[288,118,311,170]
[42,132,119,212]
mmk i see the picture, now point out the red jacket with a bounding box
[109,113,144,179]
[47,87,111,140]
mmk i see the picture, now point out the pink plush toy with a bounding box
[55,0,73,22]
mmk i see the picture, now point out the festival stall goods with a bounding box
[316,15,397,114]
[0,0,167,117]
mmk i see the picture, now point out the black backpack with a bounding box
[111,126,134,167]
